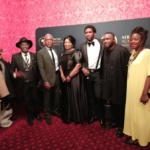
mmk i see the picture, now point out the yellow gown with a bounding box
[123,49,150,146]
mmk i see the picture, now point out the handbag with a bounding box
[0,101,13,128]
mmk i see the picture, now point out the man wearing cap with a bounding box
[37,34,60,125]
[10,37,42,126]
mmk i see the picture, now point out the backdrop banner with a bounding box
[36,17,150,56]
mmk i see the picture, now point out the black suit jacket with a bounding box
[11,52,39,88]
[80,38,104,75]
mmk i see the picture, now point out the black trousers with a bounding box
[43,72,60,118]
[111,102,125,129]
[85,72,105,119]
[22,82,40,120]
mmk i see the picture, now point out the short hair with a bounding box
[44,34,54,40]
[131,27,148,47]
[63,35,76,48]
[104,32,115,38]
[84,25,96,33]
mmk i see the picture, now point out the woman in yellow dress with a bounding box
[123,27,150,147]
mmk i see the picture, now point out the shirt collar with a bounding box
[21,52,29,56]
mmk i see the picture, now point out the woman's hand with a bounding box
[66,75,71,82]
[61,75,67,82]
[140,94,149,104]
[82,68,90,76]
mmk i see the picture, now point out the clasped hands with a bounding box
[61,75,71,82]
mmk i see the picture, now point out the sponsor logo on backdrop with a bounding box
[54,38,63,46]
[121,35,130,47]
[39,37,44,47]
[38,37,63,48]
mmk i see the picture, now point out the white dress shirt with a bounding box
[87,39,101,69]
[21,52,31,65]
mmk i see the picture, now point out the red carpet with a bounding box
[0,113,150,150]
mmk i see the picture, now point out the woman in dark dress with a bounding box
[59,35,89,124]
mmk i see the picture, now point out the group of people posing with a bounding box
[0,25,150,147]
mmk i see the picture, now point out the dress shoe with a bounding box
[124,137,138,145]
[106,121,117,129]
[53,112,61,118]
[100,119,106,128]
[45,117,52,125]
[28,120,34,126]
[116,128,124,138]
[10,116,17,121]
[88,116,98,124]
[35,115,43,121]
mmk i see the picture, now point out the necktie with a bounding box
[50,48,55,66]
[87,41,95,46]
[24,53,30,67]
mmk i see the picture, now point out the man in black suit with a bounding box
[80,25,106,128]
[11,37,42,126]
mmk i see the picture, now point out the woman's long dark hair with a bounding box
[63,35,76,48]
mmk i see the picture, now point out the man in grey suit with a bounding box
[80,25,106,128]
[11,37,42,126]
[37,34,60,125]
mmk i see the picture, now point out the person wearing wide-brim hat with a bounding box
[16,37,33,51]
[10,37,43,126]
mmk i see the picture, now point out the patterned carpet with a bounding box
[0,112,150,150]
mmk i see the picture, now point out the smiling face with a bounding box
[44,34,54,48]
[130,33,142,50]
[64,39,73,51]
[103,33,115,50]
[19,42,30,53]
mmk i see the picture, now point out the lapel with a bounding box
[97,39,104,58]
[29,52,37,74]
[29,52,35,65]
[44,47,55,65]
[17,52,24,69]
[83,42,88,63]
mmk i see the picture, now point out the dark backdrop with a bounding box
[36,17,150,56]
